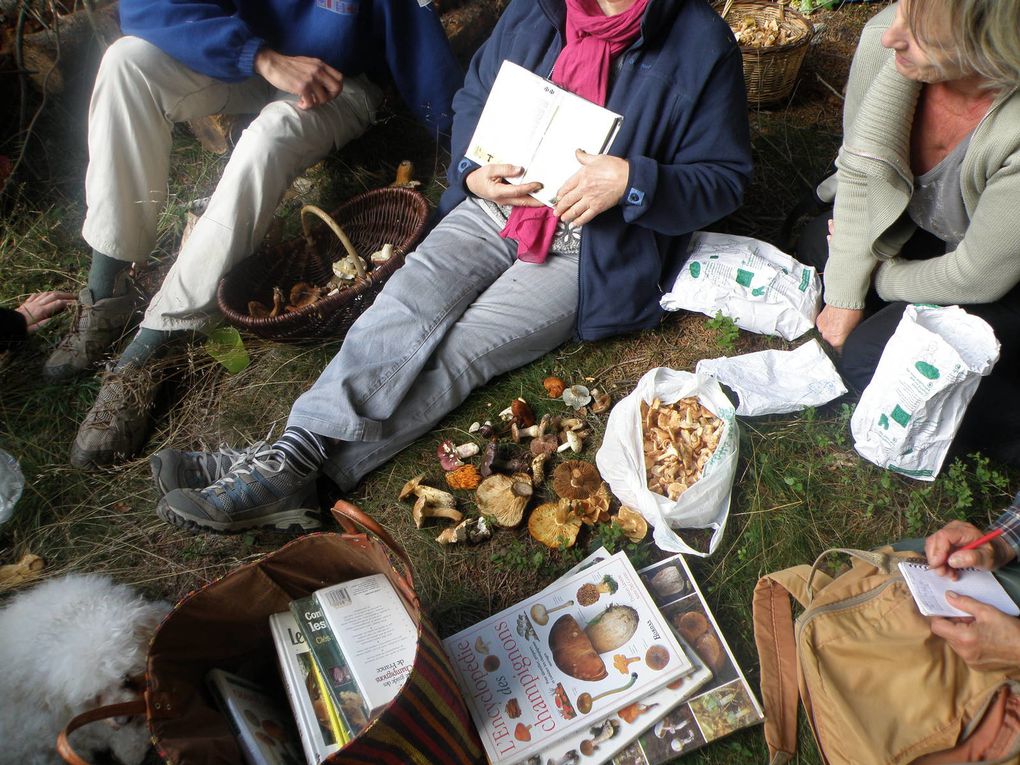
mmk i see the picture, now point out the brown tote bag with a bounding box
[57,501,484,765]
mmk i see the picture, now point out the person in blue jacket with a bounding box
[152,0,753,535]
[53,0,461,468]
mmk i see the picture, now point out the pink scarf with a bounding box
[500,0,649,263]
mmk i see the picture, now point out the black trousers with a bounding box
[797,212,1020,467]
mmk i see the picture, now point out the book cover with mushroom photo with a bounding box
[610,554,764,765]
[442,551,691,765]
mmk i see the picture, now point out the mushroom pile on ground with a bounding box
[394,379,651,549]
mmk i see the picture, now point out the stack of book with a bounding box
[256,573,416,765]
[442,550,763,765]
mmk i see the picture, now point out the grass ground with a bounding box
[1,3,1017,763]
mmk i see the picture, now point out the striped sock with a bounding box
[274,427,330,477]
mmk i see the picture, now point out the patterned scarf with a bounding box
[499,0,649,263]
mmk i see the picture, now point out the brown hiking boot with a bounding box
[43,280,144,382]
[70,365,161,468]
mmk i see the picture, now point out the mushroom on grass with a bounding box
[435,516,492,545]
[399,474,460,528]
[552,461,602,501]
[544,376,566,398]
[613,505,649,542]
[476,472,532,527]
[445,464,482,490]
[562,385,592,410]
[528,502,582,549]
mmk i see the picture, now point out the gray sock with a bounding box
[87,250,132,301]
[115,327,174,370]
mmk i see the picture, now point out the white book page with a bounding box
[898,561,1020,618]
[466,61,560,170]
[523,94,622,206]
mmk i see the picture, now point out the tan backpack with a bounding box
[753,547,1020,765]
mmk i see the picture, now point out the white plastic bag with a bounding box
[660,232,822,340]
[596,368,738,556]
[695,340,848,416]
[851,305,1000,480]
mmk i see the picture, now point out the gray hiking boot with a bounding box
[43,280,144,382]
[70,365,161,468]
[155,445,320,534]
[150,440,270,497]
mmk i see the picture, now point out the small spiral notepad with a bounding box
[898,561,1020,618]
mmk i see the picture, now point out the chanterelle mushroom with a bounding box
[552,461,603,501]
[614,505,649,542]
[476,472,533,527]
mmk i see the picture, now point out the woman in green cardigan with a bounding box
[797,0,1020,466]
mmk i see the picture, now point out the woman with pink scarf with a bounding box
[153,0,753,535]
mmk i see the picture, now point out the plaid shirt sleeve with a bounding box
[990,491,1020,560]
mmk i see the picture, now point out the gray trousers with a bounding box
[287,201,579,491]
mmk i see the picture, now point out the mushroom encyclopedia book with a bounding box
[441,551,691,764]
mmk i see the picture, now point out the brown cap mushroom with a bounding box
[528,501,582,549]
[552,461,603,500]
[614,505,648,542]
[543,376,566,398]
[511,398,536,427]
[476,472,533,527]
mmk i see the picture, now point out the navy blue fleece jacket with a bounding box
[119,0,461,138]
[440,0,752,341]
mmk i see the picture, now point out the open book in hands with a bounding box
[466,60,624,207]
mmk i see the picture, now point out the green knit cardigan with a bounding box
[818,3,1020,310]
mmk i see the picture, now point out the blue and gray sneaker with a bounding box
[150,441,270,497]
[155,445,321,534]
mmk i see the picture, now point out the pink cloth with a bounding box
[499,0,649,263]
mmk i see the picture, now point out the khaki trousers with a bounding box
[81,36,381,331]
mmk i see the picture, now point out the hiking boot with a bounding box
[70,365,161,468]
[43,279,144,382]
[150,440,269,497]
[155,446,320,534]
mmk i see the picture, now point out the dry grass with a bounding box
[2,4,1018,763]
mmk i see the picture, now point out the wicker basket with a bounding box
[720,0,813,106]
[217,187,428,342]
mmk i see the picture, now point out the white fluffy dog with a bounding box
[0,573,169,765]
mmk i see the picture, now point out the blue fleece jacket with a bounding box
[119,0,461,138]
[440,0,752,341]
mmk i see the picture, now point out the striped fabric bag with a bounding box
[58,502,484,765]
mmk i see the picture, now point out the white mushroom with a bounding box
[370,243,395,264]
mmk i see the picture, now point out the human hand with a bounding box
[465,164,545,207]
[926,520,1016,580]
[254,48,343,110]
[553,150,629,226]
[930,593,1020,671]
[816,304,864,351]
[15,290,75,332]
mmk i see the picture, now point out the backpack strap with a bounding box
[753,564,834,765]
[754,548,899,763]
